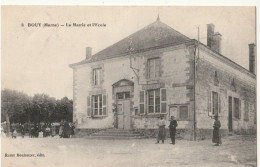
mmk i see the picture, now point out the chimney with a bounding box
[207,24,222,53]
[86,47,92,59]
[207,24,215,48]
[212,32,222,53]
[249,43,256,74]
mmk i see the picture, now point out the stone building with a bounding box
[69,18,256,140]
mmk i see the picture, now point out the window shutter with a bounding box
[208,91,212,116]
[139,91,145,114]
[218,94,221,114]
[91,96,93,117]
[239,99,241,119]
[103,94,107,116]
[87,96,91,117]
[160,88,167,113]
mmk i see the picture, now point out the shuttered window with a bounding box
[90,94,107,116]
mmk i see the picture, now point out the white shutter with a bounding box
[208,91,213,116]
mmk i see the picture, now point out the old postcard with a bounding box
[1,6,256,167]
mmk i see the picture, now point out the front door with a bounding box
[228,96,233,131]
[117,100,131,129]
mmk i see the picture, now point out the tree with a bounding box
[1,89,31,136]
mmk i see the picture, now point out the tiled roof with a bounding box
[70,19,190,66]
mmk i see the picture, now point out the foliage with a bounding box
[1,89,73,124]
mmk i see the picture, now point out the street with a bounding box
[1,135,256,167]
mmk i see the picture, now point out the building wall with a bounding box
[195,46,256,136]
[72,42,256,139]
[73,57,136,129]
[131,44,195,140]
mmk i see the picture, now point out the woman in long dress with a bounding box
[212,116,221,146]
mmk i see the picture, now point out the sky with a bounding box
[1,6,256,99]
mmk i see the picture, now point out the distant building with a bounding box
[70,17,256,139]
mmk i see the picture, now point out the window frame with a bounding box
[147,89,160,114]
[147,58,160,79]
[93,68,102,86]
[169,105,189,121]
[92,94,103,116]
[234,97,241,119]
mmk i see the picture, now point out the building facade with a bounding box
[70,18,256,140]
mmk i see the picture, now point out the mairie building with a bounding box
[70,17,256,140]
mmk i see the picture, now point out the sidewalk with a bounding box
[2,135,256,167]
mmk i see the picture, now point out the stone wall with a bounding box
[195,46,256,133]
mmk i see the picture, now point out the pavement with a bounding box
[1,135,256,167]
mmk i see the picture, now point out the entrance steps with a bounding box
[79,128,146,140]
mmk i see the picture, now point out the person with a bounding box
[63,121,71,138]
[156,116,166,144]
[20,124,25,138]
[212,115,221,146]
[46,126,51,137]
[12,129,17,138]
[70,123,75,138]
[51,123,56,137]
[59,123,64,138]
[169,116,178,145]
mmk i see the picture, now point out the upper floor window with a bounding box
[148,58,160,78]
[93,68,102,85]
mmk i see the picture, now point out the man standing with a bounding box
[169,116,178,145]
[156,116,166,144]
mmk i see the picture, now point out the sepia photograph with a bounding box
[1,6,257,167]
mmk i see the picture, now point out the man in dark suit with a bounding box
[169,116,178,144]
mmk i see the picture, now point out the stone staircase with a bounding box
[77,128,146,140]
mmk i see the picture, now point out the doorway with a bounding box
[117,100,131,129]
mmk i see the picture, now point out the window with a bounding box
[234,98,241,119]
[139,89,166,115]
[148,58,160,78]
[87,94,107,117]
[212,92,218,115]
[116,92,130,100]
[244,101,249,121]
[169,105,189,120]
[93,68,102,85]
[180,106,188,119]
[93,95,102,116]
[209,91,219,116]
[148,89,160,113]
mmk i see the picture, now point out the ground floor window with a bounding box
[148,89,160,113]
[169,105,189,120]
[244,101,249,121]
[138,88,166,115]
[87,94,107,117]
[93,95,102,116]
[234,97,241,119]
